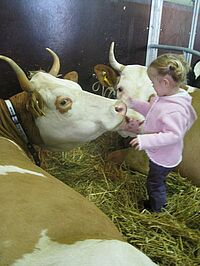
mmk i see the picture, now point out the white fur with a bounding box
[117,65,154,101]
[12,230,157,266]
[0,165,45,177]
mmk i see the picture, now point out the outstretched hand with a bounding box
[129,137,140,150]
[123,117,143,133]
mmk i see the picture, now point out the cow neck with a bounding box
[0,91,43,164]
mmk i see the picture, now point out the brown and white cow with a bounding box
[0,50,157,265]
[95,42,200,186]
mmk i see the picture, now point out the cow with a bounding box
[0,50,157,265]
[94,42,200,187]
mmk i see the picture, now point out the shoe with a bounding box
[144,200,167,213]
[143,200,153,212]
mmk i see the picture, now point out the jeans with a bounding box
[147,160,174,212]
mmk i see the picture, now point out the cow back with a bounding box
[0,137,123,265]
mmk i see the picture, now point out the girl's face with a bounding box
[147,67,177,96]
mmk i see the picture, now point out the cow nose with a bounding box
[115,101,127,115]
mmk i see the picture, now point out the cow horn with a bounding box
[46,48,60,77]
[0,55,34,92]
[109,42,125,72]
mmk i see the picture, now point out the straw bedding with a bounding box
[42,133,200,266]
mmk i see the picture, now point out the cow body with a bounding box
[95,42,200,186]
[0,51,157,265]
[0,140,156,266]
[0,137,122,265]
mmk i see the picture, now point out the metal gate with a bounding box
[145,0,200,66]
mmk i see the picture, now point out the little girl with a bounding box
[128,53,197,212]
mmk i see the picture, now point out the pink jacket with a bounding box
[129,89,197,167]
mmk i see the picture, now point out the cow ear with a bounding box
[64,71,78,83]
[94,64,118,87]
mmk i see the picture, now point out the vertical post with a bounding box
[185,0,200,65]
[145,0,164,66]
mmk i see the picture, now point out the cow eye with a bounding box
[58,97,71,107]
[118,87,123,92]
[60,99,69,106]
[55,96,72,113]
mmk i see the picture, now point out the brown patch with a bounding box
[94,64,118,87]
[63,71,78,83]
[0,92,44,160]
[26,90,45,118]
[55,96,72,114]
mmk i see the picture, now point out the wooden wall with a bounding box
[159,1,200,61]
[0,0,199,98]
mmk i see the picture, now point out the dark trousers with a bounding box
[147,160,174,212]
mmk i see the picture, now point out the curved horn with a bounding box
[109,42,125,72]
[46,48,60,77]
[0,55,34,92]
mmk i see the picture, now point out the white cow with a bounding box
[94,43,155,138]
[0,50,157,265]
[0,49,128,152]
[94,42,200,186]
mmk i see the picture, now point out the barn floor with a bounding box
[42,133,200,266]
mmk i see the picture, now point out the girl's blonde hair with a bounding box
[148,53,190,85]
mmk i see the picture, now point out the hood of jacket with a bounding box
[157,89,197,130]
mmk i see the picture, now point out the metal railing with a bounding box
[145,0,200,66]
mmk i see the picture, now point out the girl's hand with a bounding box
[123,117,143,133]
[129,137,140,150]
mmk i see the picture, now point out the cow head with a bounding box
[94,42,156,137]
[0,49,127,151]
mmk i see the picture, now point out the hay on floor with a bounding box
[42,133,200,266]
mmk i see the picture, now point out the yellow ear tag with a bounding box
[102,71,112,87]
